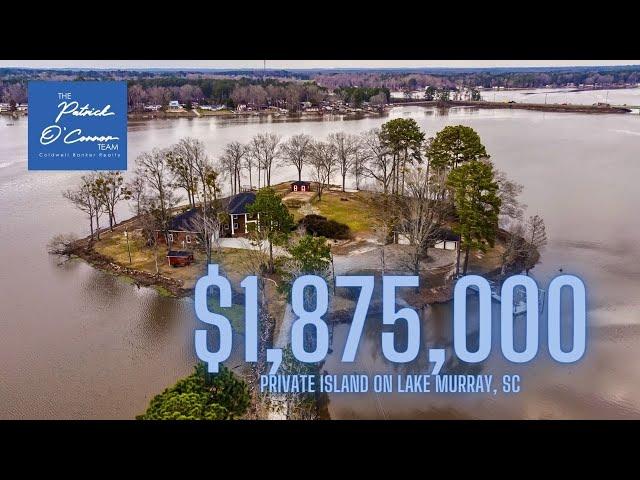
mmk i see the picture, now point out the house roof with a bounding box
[221,191,256,215]
[166,192,257,231]
[168,208,200,231]
[292,180,310,186]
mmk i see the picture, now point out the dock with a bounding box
[467,280,546,316]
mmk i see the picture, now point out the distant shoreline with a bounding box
[390,99,633,114]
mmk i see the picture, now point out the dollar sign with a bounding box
[195,264,233,373]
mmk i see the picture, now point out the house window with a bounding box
[233,223,239,229]
[186,235,191,244]
[168,233,174,242]
[294,185,298,191]
[224,224,229,230]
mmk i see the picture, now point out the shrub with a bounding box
[299,214,351,240]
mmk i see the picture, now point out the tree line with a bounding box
[313,68,640,91]
[63,122,546,280]
[127,78,329,112]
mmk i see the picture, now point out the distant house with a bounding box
[144,104,162,111]
[0,103,11,112]
[16,103,28,112]
[433,228,459,251]
[168,100,181,110]
[291,180,311,192]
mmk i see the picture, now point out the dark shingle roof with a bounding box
[222,191,256,215]
[168,208,200,231]
[167,192,257,230]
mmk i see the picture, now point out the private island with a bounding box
[51,121,545,420]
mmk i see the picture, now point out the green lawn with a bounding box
[313,191,374,236]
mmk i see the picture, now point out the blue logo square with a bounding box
[28,81,127,170]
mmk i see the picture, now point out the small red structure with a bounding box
[166,250,194,267]
[291,180,311,192]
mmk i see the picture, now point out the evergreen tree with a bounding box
[247,187,295,273]
[447,160,501,275]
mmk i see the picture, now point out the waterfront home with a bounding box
[156,192,259,246]
[144,104,162,111]
[220,191,258,238]
[16,103,28,112]
[168,100,181,110]
[157,207,201,249]
[0,103,11,113]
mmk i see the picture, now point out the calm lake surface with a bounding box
[481,86,640,107]
[1,106,639,418]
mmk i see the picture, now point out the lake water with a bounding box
[481,87,640,107]
[1,106,639,418]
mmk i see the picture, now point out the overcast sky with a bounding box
[2,60,640,70]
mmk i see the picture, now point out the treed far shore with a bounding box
[51,121,547,420]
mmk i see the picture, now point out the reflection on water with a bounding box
[1,104,640,418]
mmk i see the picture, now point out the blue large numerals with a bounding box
[291,275,329,362]
[242,276,258,363]
[336,276,374,362]
[194,264,233,373]
[382,276,420,363]
[454,275,492,363]
[547,275,586,363]
[500,275,539,363]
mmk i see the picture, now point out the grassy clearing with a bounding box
[93,229,207,289]
[313,191,375,236]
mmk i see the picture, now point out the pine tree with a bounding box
[447,160,501,275]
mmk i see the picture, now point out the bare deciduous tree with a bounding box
[249,133,281,188]
[328,132,360,192]
[524,215,547,275]
[93,171,130,231]
[493,168,526,228]
[309,141,337,201]
[167,140,200,208]
[220,141,247,195]
[396,167,448,278]
[63,174,104,241]
[361,129,394,195]
[135,148,175,232]
[127,176,146,217]
[186,212,222,264]
[280,134,312,182]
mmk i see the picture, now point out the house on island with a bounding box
[220,191,258,237]
[291,180,312,192]
[157,207,201,249]
[156,191,259,248]
[167,100,181,110]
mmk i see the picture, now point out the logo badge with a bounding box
[28,81,127,170]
